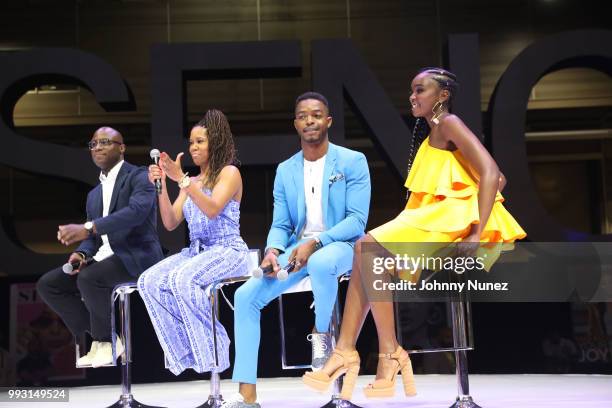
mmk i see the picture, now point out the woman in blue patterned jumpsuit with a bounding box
[138,109,249,375]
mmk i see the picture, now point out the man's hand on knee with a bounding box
[288,239,318,272]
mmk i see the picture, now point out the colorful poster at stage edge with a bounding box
[9,283,85,385]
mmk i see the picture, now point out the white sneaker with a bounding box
[76,341,100,366]
[307,332,332,371]
[91,337,124,368]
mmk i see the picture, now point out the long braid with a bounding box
[406,117,430,178]
[195,109,237,188]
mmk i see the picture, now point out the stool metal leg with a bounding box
[107,287,166,408]
[320,299,363,408]
[279,294,311,370]
[196,371,223,408]
[197,286,223,408]
[448,299,481,408]
[321,400,363,408]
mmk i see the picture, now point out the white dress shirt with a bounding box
[301,155,326,239]
[93,160,124,262]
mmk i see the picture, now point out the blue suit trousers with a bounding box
[231,239,353,384]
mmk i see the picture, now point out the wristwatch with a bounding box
[84,221,94,235]
[313,237,323,251]
[178,174,191,189]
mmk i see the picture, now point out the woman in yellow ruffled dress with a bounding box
[303,67,526,401]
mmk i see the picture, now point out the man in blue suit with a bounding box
[37,127,163,368]
[228,92,371,407]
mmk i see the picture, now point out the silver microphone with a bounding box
[252,260,296,280]
[252,266,267,279]
[149,148,162,195]
[62,260,80,274]
[62,256,91,274]
[277,267,289,281]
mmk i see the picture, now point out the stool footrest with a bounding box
[449,396,482,408]
[105,394,167,408]
[195,395,224,408]
[320,398,363,408]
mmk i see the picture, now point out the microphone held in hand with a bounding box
[252,260,297,280]
[62,257,91,274]
[150,148,162,195]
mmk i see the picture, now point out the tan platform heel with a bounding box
[363,345,417,398]
[302,348,361,400]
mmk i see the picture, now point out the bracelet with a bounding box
[265,247,281,257]
[178,172,190,189]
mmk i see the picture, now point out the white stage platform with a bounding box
[3,374,612,407]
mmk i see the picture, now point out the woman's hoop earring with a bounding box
[431,101,445,125]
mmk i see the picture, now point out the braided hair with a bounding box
[194,109,237,188]
[405,117,430,178]
[405,67,459,178]
[420,67,458,109]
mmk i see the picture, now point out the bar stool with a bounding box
[203,250,350,407]
[72,282,166,407]
[196,249,261,408]
[108,282,166,408]
[278,273,358,408]
[397,269,480,408]
[280,269,480,408]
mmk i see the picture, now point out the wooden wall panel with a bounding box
[1,0,609,126]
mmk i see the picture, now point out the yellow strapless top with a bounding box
[400,137,526,243]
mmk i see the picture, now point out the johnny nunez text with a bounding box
[373,279,509,292]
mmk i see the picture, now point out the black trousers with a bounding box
[36,255,134,342]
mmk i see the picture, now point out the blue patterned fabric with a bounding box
[138,189,249,375]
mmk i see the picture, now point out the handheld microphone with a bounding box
[149,148,162,195]
[62,257,90,274]
[252,260,296,281]
[276,262,294,281]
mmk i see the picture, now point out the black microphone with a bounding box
[62,257,91,274]
[252,260,296,281]
[150,148,162,195]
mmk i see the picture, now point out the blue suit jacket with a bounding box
[267,143,371,251]
[76,161,163,277]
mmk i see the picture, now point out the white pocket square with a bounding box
[329,173,345,185]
